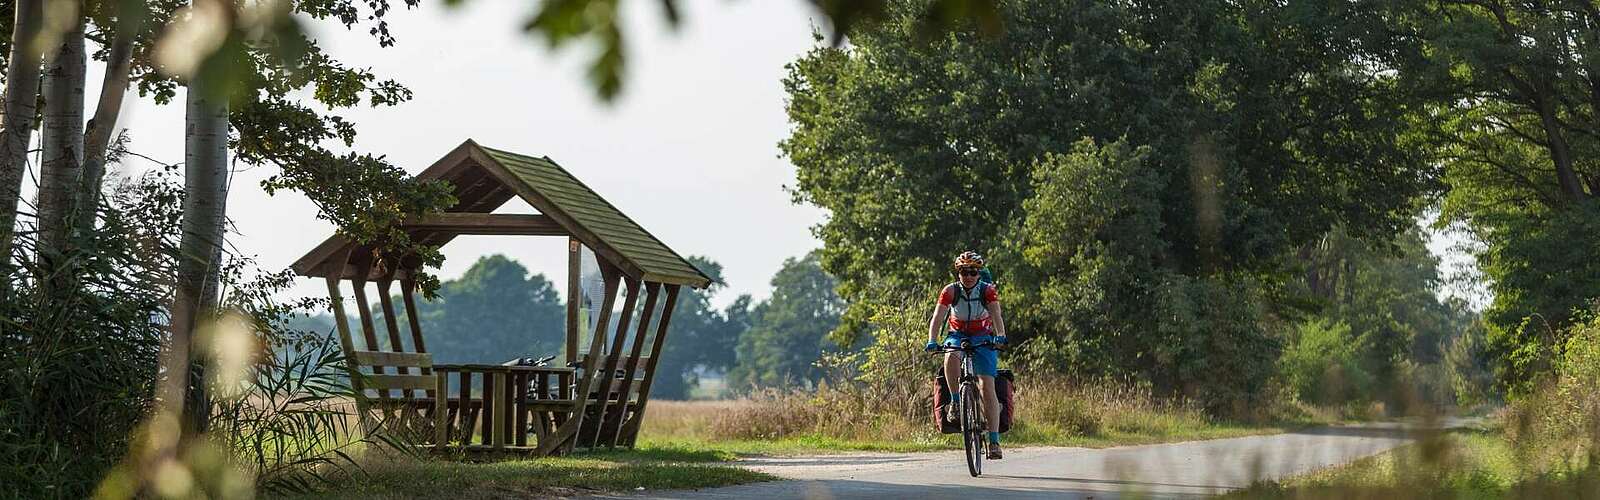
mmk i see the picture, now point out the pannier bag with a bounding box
[996,369,1015,433]
[932,368,1016,434]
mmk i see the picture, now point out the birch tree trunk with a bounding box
[0,0,45,269]
[77,33,137,231]
[35,19,87,271]
[172,82,230,435]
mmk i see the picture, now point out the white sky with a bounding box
[89,0,830,308]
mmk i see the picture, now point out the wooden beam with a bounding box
[585,276,640,448]
[605,281,659,447]
[376,278,412,395]
[352,351,432,367]
[434,374,448,447]
[400,213,566,236]
[620,284,679,446]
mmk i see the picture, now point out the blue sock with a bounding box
[949,393,959,403]
[988,431,1000,444]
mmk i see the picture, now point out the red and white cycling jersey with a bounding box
[938,281,998,333]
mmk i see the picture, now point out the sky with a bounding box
[86,0,831,309]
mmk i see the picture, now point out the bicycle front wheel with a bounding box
[960,382,982,477]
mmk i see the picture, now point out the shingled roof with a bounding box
[291,139,713,289]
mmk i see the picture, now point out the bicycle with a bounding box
[931,340,1001,477]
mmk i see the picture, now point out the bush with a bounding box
[1280,319,1374,406]
[0,173,177,498]
[1506,308,1600,470]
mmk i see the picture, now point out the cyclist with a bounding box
[924,251,1008,460]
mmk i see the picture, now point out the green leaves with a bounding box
[728,252,843,390]
[782,0,1446,413]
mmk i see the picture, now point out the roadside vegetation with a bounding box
[1230,312,1600,498]
[638,379,1308,456]
[269,445,773,500]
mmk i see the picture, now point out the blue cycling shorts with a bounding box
[942,331,999,377]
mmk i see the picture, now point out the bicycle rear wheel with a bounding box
[960,382,982,477]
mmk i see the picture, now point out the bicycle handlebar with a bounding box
[928,341,1004,353]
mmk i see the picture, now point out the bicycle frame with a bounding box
[931,340,999,477]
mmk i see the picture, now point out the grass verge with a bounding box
[268,444,774,499]
[1224,430,1598,499]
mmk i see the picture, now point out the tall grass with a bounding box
[641,375,1280,451]
[0,173,176,498]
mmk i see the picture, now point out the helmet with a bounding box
[952,251,985,271]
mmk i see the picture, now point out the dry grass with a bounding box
[637,375,1302,454]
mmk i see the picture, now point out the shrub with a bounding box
[1506,308,1600,470]
[1280,319,1373,406]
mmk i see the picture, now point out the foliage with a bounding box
[210,331,400,495]
[0,171,174,498]
[407,255,565,364]
[782,0,1439,414]
[475,0,1002,100]
[1505,307,1600,473]
[1228,431,1597,500]
[649,256,748,399]
[1410,0,1600,393]
[1445,319,1495,408]
[1281,226,1483,409]
[1011,140,1285,414]
[728,252,843,390]
[1464,203,1600,395]
[1279,319,1371,407]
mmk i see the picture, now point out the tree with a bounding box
[729,252,843,390]
[408,255,565,364]
[127,0,447,438]
[35,15,87,273]
[1388,1,1600,393]
[782,0,1440,411]
[1282,225,1482,406]
[170,61,230,434]
[650,256,745,399]
[0,0,44,272]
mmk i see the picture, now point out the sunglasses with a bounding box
[958,269,981,277]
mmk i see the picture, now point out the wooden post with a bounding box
[585,277,639,448]
[349,279,392,402]
[514,371,528,447]
[620,284,679,446]
[566,237,581,366]
[434,371,448,448]
[325,277,370,432]
[400,277,433,399]
[377,278,411,399]
[604,281,659,447]
[484,372,497,447]
[504,371,516,446]
[457,371,474,444]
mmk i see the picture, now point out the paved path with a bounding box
[592,423,1463,500]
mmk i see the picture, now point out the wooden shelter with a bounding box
[291,139,712,455]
